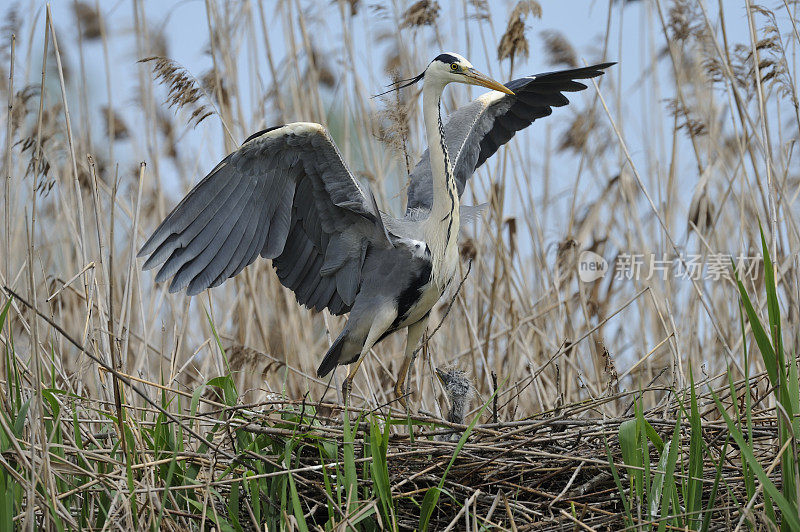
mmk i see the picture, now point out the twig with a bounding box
[491,371,498,423]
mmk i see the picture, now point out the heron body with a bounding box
[139,52,613,404]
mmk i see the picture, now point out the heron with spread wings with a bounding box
[138,53,612,405]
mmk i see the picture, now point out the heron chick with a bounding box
[138,51,613,406]
[435,367,475,440]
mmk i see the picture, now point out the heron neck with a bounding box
[422,78,460,283]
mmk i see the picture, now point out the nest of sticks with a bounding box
[198,367,782,531]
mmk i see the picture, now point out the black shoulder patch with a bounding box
[434,53,459,64]
[242,125,283,145]
[390,258,433,330]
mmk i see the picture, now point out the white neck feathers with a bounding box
[421,76,460,287]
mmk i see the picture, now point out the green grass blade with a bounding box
[604,432,633,528]
[190,383,206,431]
[342,408,359,522]
[0,299,11,333]
[318,447,336,527]
[205,309,234,378]
[657,409,682,532]
[737,237,799,525]
[155,452,178,530]
[420,487,443,532]
[285,444,309,532]
[710,387,800,530]
[619,418,642,509]
[649,432,671,519]
[369,415,395,531]
[786,354,800,438]
[686,368,704,530]
[207,375,238,407]
[12,398,30,438]
[736,277,777,387]
[700,437,728,532]
[760,230,799,520]
[634,401,652,520]
[759,228,783,364]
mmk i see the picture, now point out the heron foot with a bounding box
[394,379,410,411]
[342,376,353,406]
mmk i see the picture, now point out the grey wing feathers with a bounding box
[406,62,614,212]
[138,122,384,315]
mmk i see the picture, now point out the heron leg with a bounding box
[341,305,397,406]
[395,317,428,410]
[341,357,365,406]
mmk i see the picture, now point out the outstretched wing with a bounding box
[405,63,614,212]
[138,122,386,315]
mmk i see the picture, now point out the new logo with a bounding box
[578,250,608,282]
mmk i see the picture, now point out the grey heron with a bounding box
[138,53,613,405]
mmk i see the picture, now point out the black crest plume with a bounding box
[372,71,425,98]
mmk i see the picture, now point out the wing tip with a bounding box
[143,249,172,272]
[137,234,161,259]
[186,284,204,296]
[580,61,616,77]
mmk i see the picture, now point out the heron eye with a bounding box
[450,63,459,71]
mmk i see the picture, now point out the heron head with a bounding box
[374,53,513,97]
[435,366,474,400]
[427,52,514,95]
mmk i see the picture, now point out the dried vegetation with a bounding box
[0,0,798,530]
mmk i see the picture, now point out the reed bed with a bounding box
[0,0,798,529]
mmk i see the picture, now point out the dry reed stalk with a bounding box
[3,34,13,292]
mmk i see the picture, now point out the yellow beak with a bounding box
[435,368,446,385]
[464,68,514,95]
